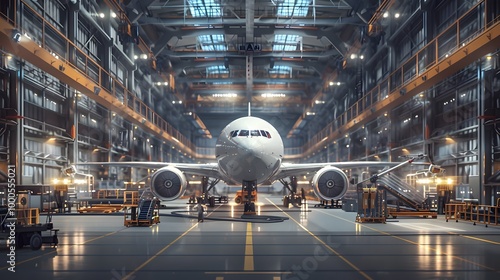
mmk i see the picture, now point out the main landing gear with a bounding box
[280,176,304,207]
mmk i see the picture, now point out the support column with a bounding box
[8,69,21,183]
[481,68,494,205]
[67,2,79,165]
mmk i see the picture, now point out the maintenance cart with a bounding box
[1,206,59,250]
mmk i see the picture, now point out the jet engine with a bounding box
[150,167,187,201]
[311,166,349,201]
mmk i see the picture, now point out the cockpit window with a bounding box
[229,129,271,138]
[238,130,249,136]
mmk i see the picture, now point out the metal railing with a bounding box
[1,1,196,157]
[301,0,498,157]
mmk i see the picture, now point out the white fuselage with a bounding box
[215,116,284,184]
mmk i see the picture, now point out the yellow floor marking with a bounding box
[244,222,255,271]
[123,204,222,280]
[216,277,224,280]
[456,234,500,245]
[318,209,500,273]
[0,228,124,271]
[266,198,373,280]
[273,276,281,280]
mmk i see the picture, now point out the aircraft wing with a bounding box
[271,161,400,181]
[74,162,223,180]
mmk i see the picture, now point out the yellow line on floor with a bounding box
[266,198,373,280]
[122,223,198,280]
[317,209,500,273]
[244,222,255,271]
[456,234,500,245]
[123,204,222,280]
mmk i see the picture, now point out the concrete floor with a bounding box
[1,194,500,280]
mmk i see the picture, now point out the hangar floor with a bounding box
[1,194,500,280]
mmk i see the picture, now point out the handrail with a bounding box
[2,1,197,157]
[300,0,499,158]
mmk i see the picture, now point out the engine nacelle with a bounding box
[311,166,349,201]
[150,166,187,201]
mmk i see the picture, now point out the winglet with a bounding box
[248,102,251,116]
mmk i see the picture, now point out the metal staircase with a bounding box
[138,199,154,221]
[377,173,425,210]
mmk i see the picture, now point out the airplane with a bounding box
[75,113,420,213]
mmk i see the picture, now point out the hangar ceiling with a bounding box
[120,0,381,138]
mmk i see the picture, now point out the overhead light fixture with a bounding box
[93,86,101,95]
[111,12,117,18]
[383,12,389,18]
[12,29,21,42]
[99,12,105,18]
[261,93,285,98]
[394,13,400,18]
[213,93,237,98]
[140,54,148,60]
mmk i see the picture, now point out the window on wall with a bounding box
[435,0,458,33]
[44,0,66,32]
[396,20,424,63]
[24,86,42,106]
[44,97,62,113]
[77,20,102,62]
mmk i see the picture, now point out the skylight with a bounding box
[277,0,311,17]
[207,65,229,76]
[269,65,291,75]
[198,34,227,51]
[188,0,221,17]
[273,34,301,51]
